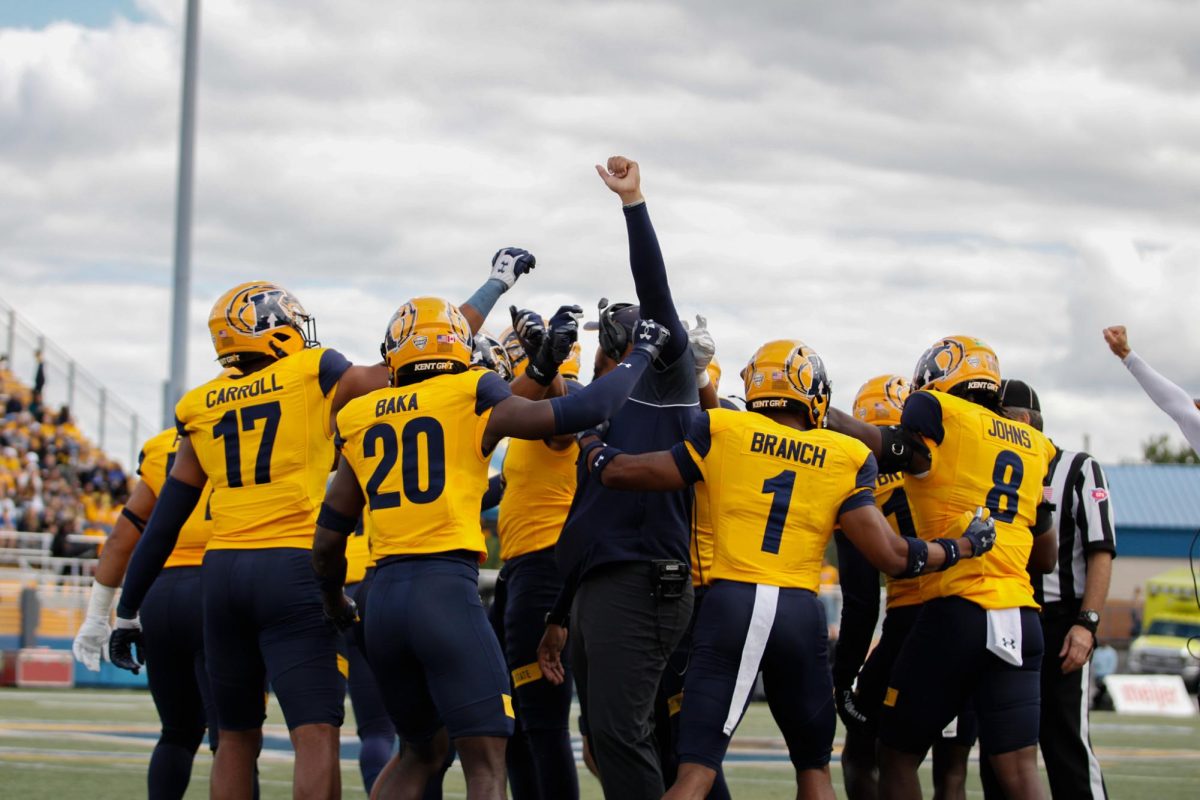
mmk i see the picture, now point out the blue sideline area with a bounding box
[0,634,148,688]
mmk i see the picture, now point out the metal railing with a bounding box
[0,296,150,469]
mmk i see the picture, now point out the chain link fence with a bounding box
[1,297,149,470]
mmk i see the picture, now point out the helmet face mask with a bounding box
[853,374,911,427]
[382,297,474,386]
[912,335,1000,401]
[742,339,832,429]
[209,282,319,368]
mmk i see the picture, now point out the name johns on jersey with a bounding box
[983,417,1033,450]
[748,431,827,468]
[374,393,419,417]
[205,374,283,408]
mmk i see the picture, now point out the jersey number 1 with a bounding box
[212,401,281,488]
[760,469,797,554]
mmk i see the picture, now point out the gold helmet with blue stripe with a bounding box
[382,297,473,384]
[852,374,910,427]
[742,339,831,428]
[912,335,1000,398]
[208,281,318,367]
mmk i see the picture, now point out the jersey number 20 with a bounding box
[363,417,446,509]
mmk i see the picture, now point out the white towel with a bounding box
[986,607,1023,666]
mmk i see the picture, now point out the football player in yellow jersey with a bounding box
[827,336,1056,800]
[832,375,976,800]
[110,251,539,800]
[485,319,582,800]
[574,339,995,800]
[312,297,671,800]
[71,425,228,800]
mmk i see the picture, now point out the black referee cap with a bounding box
[998,378,1040,412]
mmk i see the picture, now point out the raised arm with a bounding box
[483,320,669,449]
[1105,325,1200,453]
[461,248,537,332]
[596,157,687,364]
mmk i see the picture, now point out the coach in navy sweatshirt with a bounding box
[538,156,699,800]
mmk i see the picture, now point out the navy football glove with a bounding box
[490,247,536,290]
[631,319,671,362]
[508,306,546,359]
[962,507,996,557]
[109,616,145,675]
[527,305,583,386]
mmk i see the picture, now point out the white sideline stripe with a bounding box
[722,583,778,736]
[1079,660,1107,799]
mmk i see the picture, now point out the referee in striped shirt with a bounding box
[992,379,1116,800]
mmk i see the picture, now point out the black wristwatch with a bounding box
[1076,609,1100,635]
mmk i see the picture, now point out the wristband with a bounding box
[120,506,147,532]
[898,537,929,579]
[590,445,624,478]
[931,538,961,571]
[86,580,117,620]
[316,502,357,535]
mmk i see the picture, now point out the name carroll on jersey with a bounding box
[204,374,284,408]
[748,430,828,468]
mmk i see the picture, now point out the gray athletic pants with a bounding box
[571,561,695,800]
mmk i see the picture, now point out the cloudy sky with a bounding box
[2,0,1199,464]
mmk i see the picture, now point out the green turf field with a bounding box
[1,688,1197,798]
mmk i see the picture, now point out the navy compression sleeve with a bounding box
[481,474,504,511]
[549,349,651,434]
[116,476,202,618]
[624,203,687,364]
[831,530,881,692]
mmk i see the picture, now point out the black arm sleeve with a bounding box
[549,349,651,434]
[116,477,202,618]
[481,474,504,511]
[624,203,687,364]
[832,530,881,692]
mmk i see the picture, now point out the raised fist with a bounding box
[509,306,546,359]
[490,247,537,290]
[1102,326,1130,360]
[595,156,643,205]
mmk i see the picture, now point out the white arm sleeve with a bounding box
[1123,350,1200,453]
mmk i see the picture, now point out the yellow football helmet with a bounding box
[912,335,1000,397]
[208,281,317,367]
[561,341,583,380]
[500,326,528,370]
[382,297,473,384]
[471,330,514,382]
[742,339,831,428]
[852,374,911,427]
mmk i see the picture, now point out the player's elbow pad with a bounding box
[550,349,650,435]
[878,425,930,474]
[895,537,929,579]
[115,476,202,618]
[1031,501,1056,537]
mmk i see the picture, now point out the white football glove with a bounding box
[72,580,117,672]
[489,247,537,290]
[683,314,716,385]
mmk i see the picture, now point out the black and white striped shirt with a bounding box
[1033,447,1117,605]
